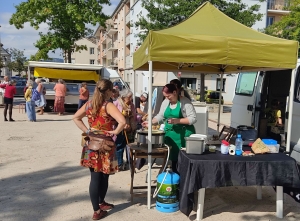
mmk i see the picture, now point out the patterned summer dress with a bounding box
[81,101,118,174]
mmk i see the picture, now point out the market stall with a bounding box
[133,1,298,209]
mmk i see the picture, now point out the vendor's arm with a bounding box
[179,97,197,125]
[152,99,168,125]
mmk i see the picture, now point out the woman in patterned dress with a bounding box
[73,79,126,220]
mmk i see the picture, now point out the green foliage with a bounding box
[6,48,27,74]
[264,0,300,53]
[135,0,263,44]
[10,0,110,62]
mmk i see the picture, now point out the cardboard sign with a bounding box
[251,138,270,154]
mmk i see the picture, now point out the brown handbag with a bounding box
[87,134,115,153]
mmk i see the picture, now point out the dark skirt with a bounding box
[4,97,13,105]
[54,96,65,113]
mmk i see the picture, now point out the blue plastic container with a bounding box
[262,139,277,145]
[156,170,180,213]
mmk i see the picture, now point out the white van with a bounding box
[231,59,300,151]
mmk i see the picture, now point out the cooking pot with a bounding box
[137,130,165,145]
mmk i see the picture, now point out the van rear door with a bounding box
[231,72,260,128]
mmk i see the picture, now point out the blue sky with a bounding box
[0,0,119,59]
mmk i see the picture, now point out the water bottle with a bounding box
[235,134,243,156]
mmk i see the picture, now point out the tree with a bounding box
[135,0,263,43]
[10,0,110,63]
[6,48,27,75]
[264,0,300,53]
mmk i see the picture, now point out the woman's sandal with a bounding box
[92,210,108,220]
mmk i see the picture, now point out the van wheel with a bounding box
[44,101,54,112]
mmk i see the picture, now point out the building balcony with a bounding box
[126,12,130,25]
[107,41,118,51]
[267,0,291,12]
[108,59,118,67]
[126,34,131,46]
[125,54,132,68]
[107,24,118,35]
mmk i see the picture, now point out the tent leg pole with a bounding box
[217,72,224,133]
[147,61,153,209]
[286,68,296,153]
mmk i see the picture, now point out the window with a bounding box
[181,78,196,90]
[90,59,95,65]
[266,16,275,27]
[235,72,257,96]
[90,48,95,54]
[216,78,226,92]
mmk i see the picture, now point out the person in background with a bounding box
[170,79,191,100]
[113,89,136,170]
[35,78,47,115]
[135,92,148,116]
[142,84,197,174]
[265,99,283,142]
[0,80,17,121]
[53,79,67,116]
[111,87,120,102]
[73,79,126,220]
[78,82,89,110]
[0,75,9,95]
[24,80,36,122]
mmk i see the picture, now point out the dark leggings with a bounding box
[89,169,109,211]
[172,160,179,174]
[4,104,13,120]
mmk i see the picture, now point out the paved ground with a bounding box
[0,103,299,221]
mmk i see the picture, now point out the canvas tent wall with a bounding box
[133,1,299,209]
[28,61,103,82]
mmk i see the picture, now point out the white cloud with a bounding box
[0,2,119,59]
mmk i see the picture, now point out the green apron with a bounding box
[164,100,195,161]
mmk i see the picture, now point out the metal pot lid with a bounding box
[137,130,165,135]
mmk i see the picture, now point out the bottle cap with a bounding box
[237,134,241,138]
[221,140,229,146]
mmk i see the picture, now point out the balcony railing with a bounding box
[125,55,132,68]
[107,23,118,35]
[107,41,118,51]
[126,34,130,46]
[108,59,118,67]
[267,0,290,10]
[125,12,130,24]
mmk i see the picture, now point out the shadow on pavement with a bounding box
[0,164,132,221]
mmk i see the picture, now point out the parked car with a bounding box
[15,80,27,96]
[196,90,224,104]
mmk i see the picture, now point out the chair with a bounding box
[218,126,237,142]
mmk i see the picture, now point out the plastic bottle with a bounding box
[235,134,243,156]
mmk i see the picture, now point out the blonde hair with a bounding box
[91,79,113,116]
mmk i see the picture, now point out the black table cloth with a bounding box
[177,150,300,216]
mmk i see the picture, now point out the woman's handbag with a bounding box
[88,136,115,152]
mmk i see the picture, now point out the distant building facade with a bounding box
[0,46,12,78]
[70,37,98,64]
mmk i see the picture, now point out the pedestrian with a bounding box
[24,80,36,122]
[78,82,89,110]
[73,79,126,220]
[113,89,136,170]
[53,79,66,116]
[0,75,9,94]
[35,78,47,115]
[111,87,119,102]
[0,80,17,121]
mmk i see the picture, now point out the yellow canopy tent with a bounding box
[134,2,298,73]
[133,2,299,210]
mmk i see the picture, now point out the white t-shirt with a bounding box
[0,81,9,94]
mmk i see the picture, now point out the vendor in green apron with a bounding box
[143,84,197,173]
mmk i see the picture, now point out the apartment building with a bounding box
[95,0,131,80]
[70,37,98,64]
[266,0,290,26]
